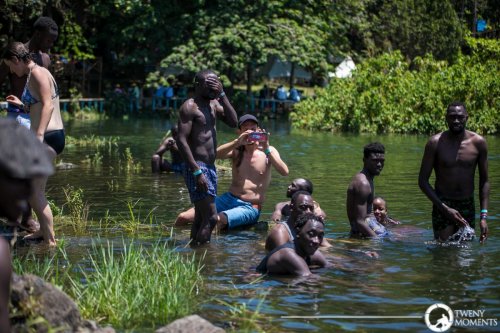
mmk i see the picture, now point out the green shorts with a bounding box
[432,196,475,238]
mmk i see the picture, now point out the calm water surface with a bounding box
[48,116,499,332]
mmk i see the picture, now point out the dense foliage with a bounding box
[291,38,500,134]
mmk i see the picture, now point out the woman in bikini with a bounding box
[2,42,65,246]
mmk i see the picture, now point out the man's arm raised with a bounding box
[216,130,251,159]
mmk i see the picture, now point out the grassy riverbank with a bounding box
[13,240,204,330]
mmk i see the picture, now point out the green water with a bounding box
[48,116,500,332]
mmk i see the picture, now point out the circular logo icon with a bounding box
[425,303,454,332]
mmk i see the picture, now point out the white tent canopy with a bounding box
[328,56,356,78]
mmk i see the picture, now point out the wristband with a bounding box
[480,209,488,213]
[192,169,203,176]
[218,91,226,99]
[264,148,271,156]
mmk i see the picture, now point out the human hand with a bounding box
[443,206,469,227]
[479,219,488,243]
[258,128,270,149]
[195,173,208,193]
[205,75,223,97]
[6,95,23,107]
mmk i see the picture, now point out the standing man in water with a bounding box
[177,69,238,244]
[419,102,489,242]
[346,142,388,237]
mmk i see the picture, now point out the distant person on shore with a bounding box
[271,178,326,222]
[418,101,489,242]
[0,16,58,129]
[288,86,300,102]
[151,125,183,173]
[177,69,238,245]
[274,85,287,101]
[0,119,55,332]
[372,197,401,226]
[2,42,65,246]
[346,142,388,238]
[175,114,289,231]
[257,213,328,276]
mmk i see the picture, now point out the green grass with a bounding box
[13,239,205,330]
[70,240,204,329]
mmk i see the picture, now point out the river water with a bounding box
[48,116,499,332]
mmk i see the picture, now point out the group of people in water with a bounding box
[152,69,489,277]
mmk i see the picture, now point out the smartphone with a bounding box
[248,132,268,142]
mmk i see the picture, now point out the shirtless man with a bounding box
[176,114,289,230]
[257,212,328,276]
[346,142,388,238]
[266,191,322,251]
[271,178,326,222]
[0,16,58,234]
[419,102,489,242]
[151,125,183,173]
[176,69,238,244]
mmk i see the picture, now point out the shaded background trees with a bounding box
[0,0,498,98]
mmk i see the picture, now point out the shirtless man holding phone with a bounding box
[176,114,289,231]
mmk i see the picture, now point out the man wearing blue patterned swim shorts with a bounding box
[177,69,238,245]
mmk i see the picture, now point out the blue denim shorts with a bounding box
[216,192,260,229]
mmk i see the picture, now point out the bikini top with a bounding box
[21,65,59,113]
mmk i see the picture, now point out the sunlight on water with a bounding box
[40,117,500,332]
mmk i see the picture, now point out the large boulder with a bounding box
[10,274,115,333]
[155,315,225,333]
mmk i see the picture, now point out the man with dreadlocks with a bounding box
[176,114,289,231]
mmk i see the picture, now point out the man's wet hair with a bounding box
[193,69,216,85]
[33,16,58,34]
[363,142,385,158]
[291,190,312,205]
[447,101,467,113]
[294,212,324,232]
[295,178,313,194]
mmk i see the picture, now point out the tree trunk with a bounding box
[289,61,296,88]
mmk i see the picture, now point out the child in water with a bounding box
[373,197,401,226]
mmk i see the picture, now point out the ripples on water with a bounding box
[44,117,500,332]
